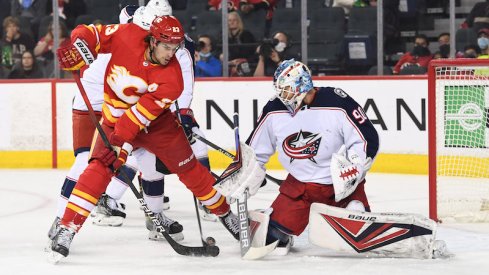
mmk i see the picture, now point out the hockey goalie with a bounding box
[220,59,450,260]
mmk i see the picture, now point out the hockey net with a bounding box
[428,59,489,223]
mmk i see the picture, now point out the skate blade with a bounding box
[201,213,218,222]
[148,231,184,242]
[92,214,124,227]
[46,250,65,264]
[43,239,53,253]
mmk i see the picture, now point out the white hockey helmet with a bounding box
[133,0,173,31]
[119,5,138,24]
[273,59,314,115]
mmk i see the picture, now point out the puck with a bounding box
[205,236,216,246]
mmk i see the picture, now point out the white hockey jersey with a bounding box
[246,87,379,185]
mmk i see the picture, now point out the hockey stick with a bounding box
[72,72,219,257]
[231,113,252,257]
[192,131,284,186]
[174,101,216,247]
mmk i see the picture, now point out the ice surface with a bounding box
[1,169,489,275]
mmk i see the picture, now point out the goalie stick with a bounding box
[230,113,251,257]
[192,131,283,186]
[72,72,219,257]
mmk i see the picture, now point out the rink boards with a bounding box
[0,76,429,173]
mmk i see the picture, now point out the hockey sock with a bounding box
[177,162,228,215]
[105,165,137,200]
[198,157,211,171]
[62,160,112,231]
[56,177,77,218]
[56,151,90,218]
[141,178,165,214]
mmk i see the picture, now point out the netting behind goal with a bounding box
[428,59,489,223]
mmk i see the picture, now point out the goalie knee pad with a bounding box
[266,220,293,246]
[346,200,365,212]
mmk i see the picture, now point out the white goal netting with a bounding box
[432,62,489,222]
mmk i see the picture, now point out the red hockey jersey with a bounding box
[71,23,184,144]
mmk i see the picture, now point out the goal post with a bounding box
[428,59,489,223]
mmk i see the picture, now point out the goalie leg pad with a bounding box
[309,203,438,259]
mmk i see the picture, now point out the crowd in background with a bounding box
[1,0,489,79]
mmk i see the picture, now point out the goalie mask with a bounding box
[273,59,314,116]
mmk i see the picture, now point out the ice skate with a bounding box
[163,195,170,210]
[219,210,240,240]
[44,216,61,252]
[140,196,170,211]
[92,194,126,226]
[199,202,218,222]
[146,212,184,242]
[47,225,76,264]
[268,235,294,256]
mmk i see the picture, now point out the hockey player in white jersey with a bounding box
[237,59,448,259]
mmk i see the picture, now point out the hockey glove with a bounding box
[56,38,95,71]
[108,133,133,171]
[96,133,133,171]
[177,108,196,144]
[330,145,372,202]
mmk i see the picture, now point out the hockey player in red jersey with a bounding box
[48,16,238,261]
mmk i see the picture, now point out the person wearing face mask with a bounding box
[476,28,489,58]
[393,34,433,74]
[475,29,489,76]
[272,31,301,61]
[195,34,222,77]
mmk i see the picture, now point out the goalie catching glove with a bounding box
[330,145,372,202]
[56,38,95,71]
[214,142,266,199]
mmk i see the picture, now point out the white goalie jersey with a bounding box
[246,87,380,185]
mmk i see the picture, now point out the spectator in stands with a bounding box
[437,32,450,58]
[10,0,49,39]
[46,0,87,29]
[8,50,44,79]
[207,0,239,10]
[0,16,35,70]
[461,44,480,58]
[477,28,489,58]
[392,34,432,75]
[33,20,70,62]
[239,0,277,21]
[462,0,489,34]
[195,34,222,77]
[272,31,301,61]
[333,0,376,15]
[253,39,284,77]
[224,11,256,61]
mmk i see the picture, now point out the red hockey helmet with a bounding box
[150,15,184,44]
